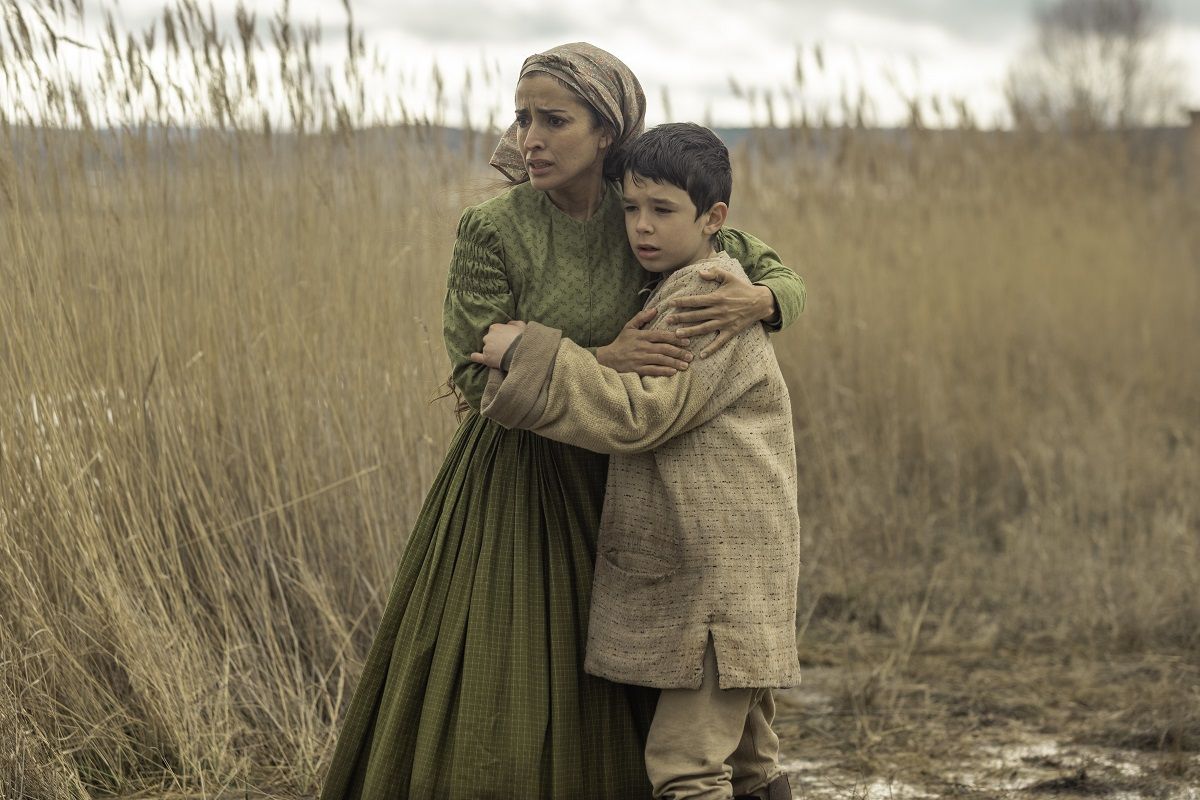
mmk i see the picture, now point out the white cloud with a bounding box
[9,0,1198,129]
[1164,26,1200,108]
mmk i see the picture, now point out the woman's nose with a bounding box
[523,121,545,150]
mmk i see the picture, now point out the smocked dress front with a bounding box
[319,181,806,800]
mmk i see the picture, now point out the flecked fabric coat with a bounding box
[481,252,803,690]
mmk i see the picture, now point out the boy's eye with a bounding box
[623,204,637,213]
[655,207,673,215]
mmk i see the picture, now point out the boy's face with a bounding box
[621,172,726,273]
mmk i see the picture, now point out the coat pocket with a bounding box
[597,545,679,582]
[591,549,678,635]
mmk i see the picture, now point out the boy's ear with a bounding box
[701,202,728,235]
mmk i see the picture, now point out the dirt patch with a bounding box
[771,651,1200,800]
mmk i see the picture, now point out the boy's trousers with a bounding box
[644,637,783,800]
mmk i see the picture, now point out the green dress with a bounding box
[320,182,805,800]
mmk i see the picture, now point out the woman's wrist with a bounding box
[756,284,780,324]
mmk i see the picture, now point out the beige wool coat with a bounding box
[480,252,802,690]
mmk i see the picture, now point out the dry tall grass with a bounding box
[2,1,1197,797]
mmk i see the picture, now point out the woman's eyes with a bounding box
[514,114,567,128]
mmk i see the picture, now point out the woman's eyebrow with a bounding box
[514,106,570,116]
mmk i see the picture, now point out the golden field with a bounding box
[1,2,1198,797]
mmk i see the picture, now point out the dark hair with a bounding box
[617,122,731,218]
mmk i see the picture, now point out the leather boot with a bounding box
[734,772,792,800]
[766,773,792,799]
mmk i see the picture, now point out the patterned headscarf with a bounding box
[490,42,647,183]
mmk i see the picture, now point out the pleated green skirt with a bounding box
[320,412,657,799]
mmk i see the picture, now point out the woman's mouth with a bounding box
[526,159,553,175]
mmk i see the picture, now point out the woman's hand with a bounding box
[597,307,693,377]
[664,268,777,358]
[470,320,527,369]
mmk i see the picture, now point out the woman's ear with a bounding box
[702,202,729,235]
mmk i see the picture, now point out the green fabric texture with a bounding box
[319,415,657,799]
[319,181,805,799]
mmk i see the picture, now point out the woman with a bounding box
[320,43,805,800]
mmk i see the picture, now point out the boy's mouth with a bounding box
[635,244,660,258]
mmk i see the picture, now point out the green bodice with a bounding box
[443,181,805,410]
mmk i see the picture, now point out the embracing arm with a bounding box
[481,324,738,454]
[443,208,517,411]
[480,273,756,454]
[659,230,806,358]
[717,227,807,332]
[594,307,693,376]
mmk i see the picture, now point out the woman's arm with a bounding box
[665,228,806,357]
[443,208,518,411]
[720,227,807,330]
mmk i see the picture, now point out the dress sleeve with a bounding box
[443,207,517,411]
[480,273,763,455]
[718,227,807,332]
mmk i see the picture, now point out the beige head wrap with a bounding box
[490,42,647,183]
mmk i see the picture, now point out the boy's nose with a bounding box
[636,215,653,233]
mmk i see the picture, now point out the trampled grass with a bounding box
[1,1,1198,797]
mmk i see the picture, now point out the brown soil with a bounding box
[772,650,1200,799]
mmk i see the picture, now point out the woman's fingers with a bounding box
[643,335,691,352]
[630,335,691,361]
[643,341,692,359]
[625,306,659,330]
[641,329,690,346]
[602,313,699,374]
[634,365,679,378]
[699,329,735,359]
[645,353,690,371]
[674,319,722,339]
[665,293,716,310]
[664,308,714,326]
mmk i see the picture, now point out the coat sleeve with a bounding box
[480,274,764,455]
[442,207,518,411]
[719,227,806,332]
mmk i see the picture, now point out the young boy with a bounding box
[471,123,801,800]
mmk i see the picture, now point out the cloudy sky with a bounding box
[34,0,1200,127]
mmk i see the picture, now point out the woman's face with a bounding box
[514,73,612,194]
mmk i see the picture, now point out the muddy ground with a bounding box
[28,647,1195,799]
[772,650,1199,799]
